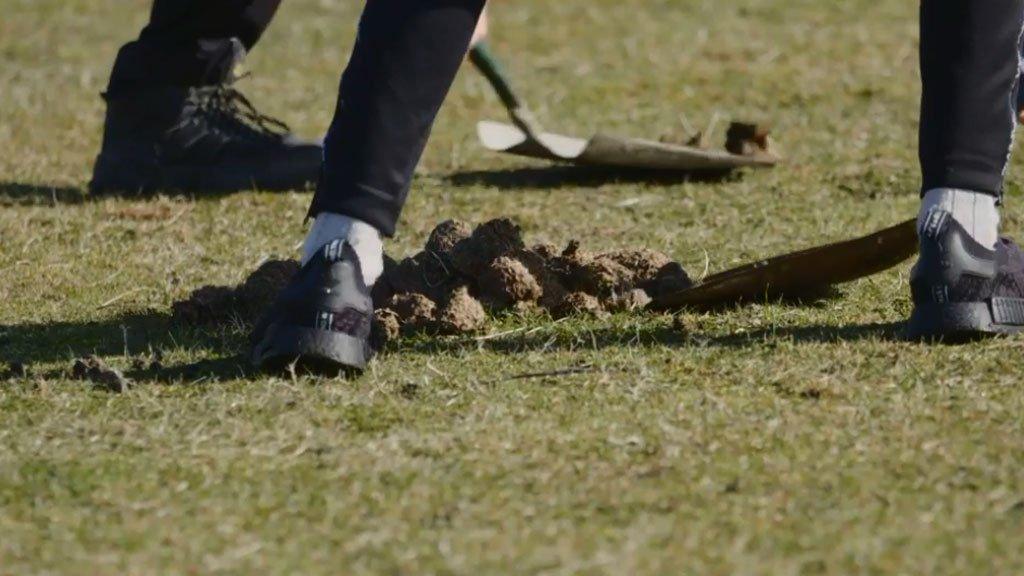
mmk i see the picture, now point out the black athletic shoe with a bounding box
[906,209,1024,341]
[89,83,321,194]
[250,239,375,375]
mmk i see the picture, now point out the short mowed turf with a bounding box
[2,0,1024,574]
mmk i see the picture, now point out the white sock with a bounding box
[918,188,1000,250]
[302,213,384,286]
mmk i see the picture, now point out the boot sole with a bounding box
[251,323,371,376]
[89,151,320,194]
[906,298,1024,342]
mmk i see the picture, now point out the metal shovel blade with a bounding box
[649,219,918,312]
[477,121,779,171]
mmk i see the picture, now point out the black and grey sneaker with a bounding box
[251,239,375,375]
[906,209,1024,341]
[89,82,322,194]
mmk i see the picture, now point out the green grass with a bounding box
[2,0,1024,574]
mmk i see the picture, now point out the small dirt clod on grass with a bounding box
[71,355,131,393]
[3,361,28,380]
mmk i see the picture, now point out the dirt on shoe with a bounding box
[71,355,131,393]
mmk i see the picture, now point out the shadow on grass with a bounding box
[1,309,906,384]
[0,311,257,384]
[446,165,737,190]
[399,319,906,356]
[0,182,89,206]
[0,181,312,208]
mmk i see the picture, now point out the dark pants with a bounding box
[107,0,283,93]
[106,0,483,236]
[920,0,1024,198]
[107,1,1021,234]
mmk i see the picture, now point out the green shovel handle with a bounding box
[469,41,524,112]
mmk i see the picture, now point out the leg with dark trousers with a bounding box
[91,0,322,194]
[909,0,1024,339]
[251,0,487,374]
[108,0,283,92]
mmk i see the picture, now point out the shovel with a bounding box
[469,42,779,172]
[649,219,919,311]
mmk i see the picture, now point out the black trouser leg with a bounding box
[107,0,283,95]
[920,0,1024,198]
[309,0,486,237]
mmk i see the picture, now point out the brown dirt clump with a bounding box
[172,259,299,326]
[174,218,692,344]
[372,255,399,307]
[371,308,402,349]
[531,243,561,261]
[71,355,131,393]
[171,285,238,325]
[425,219,472,261]
[384,252,458,302]
[476,256,543,310]
[605,288,653,312]
[386,293,437,335]
[436,285,487,334]
[450,218,525,278]
[601,249,674,285]
[239,259,300,315]
[641,262,694,299]
[551,292,604,319]
[574,256,634,297]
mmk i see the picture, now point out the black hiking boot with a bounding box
[89,83,321,194]
[251,239,375,375]
[906,209,1024,341]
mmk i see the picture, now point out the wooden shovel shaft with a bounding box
[650,219,919,311]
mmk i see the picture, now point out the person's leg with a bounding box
[308,0,486,239]
[91,0,322,194]
[252,0,486,374]
[108,0,282,94]
[909,0,1024,339]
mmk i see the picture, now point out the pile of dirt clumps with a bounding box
[170,218,693,348]
[172,259,300,326]
[372,218,692,346]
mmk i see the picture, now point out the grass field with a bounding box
[3,0,1024,574]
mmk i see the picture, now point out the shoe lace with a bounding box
[177,83,291,142]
